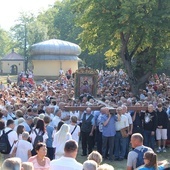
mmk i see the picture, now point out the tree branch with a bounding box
[129,35,143,58]
[138,72,151,85]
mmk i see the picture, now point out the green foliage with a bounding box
[37,0,107,69]
[10,12,49,57]
[0,28,13,57]
[72,0,170,94]
[37,5,60,39]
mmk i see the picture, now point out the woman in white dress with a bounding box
[52,124,72,159]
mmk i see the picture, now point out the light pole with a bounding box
[24,23,27,72]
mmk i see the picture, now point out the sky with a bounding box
[0,0,56,31]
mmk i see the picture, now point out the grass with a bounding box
[76,145,170,170]
[0,75,17,84]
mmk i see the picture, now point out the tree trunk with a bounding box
[120,32,152,97]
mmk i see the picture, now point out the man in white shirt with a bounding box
[11,131,33,162]
[3,119,18,159]
[59,102,70,124]
[50,109,61,129]
[114,107,129,161]
[122,105,133,158]
[50,140,83,170]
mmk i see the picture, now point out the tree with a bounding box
[37,0,107,69]
[10,12,49,71]
[0,28,13,57]
[72,0,170,95]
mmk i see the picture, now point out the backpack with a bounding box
[0,130,13,154]
[134,147,148,168]
[33,129,44,148]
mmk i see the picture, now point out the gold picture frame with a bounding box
[74,67,98,98]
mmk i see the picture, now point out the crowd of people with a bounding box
[0,68,170,170]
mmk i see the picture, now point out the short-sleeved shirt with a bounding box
[138,165,164,170]
[127,145,153,169]
[50,156,83,170]
[28,155,50,170]
[125,112,133,125]
[100,114,117,137]
[50,116,61,128]
[4,127,18,154]
[69,124,80,143]
[13,139,33,162]
[115,114,128,131]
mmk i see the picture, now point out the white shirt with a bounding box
[30,128,48,145]
[4,127,18,154]
[70,111,80,120]
[13,139,33,162]
[50,116,61,128]
[61,111,70,124]
[125,112,133,125]
[69,124,80,143]
[115,115,129,131]
[50,156,83,170]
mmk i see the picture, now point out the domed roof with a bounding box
[30,39,81,56]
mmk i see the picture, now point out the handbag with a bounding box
[120,128,129,138]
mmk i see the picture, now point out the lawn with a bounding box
[77,146,170,170]
[0,75,17,84]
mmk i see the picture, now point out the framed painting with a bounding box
[74,67,98,98]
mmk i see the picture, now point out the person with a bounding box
[127,133,153,170]
[16,124,25,140]
[57,120,65,131]
[28,142,50,170]
[30,119,48,156]
[114,107,128,161]
[100,107,119,160]
[52,123,72,159]
[1,157,22,170]
[98,164,114,170]
[138,151,164,170]
[142,104,157,150]
[2,119,18,159]
[50,109,61,129]
[94,107,105,155]
[50,140,83,170]
[11,131,33,162]
[22,162,34,170]
[81,107,95,156]
[155,103,169,153]
[69,116,80,143]
[83,160,98,170]
[20,116,33,133]
[122,105,133,159]
[87,151,103,166]
[43,116,54,160]
[131,102,144,134]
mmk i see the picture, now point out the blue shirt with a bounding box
[93,110,101,126]
[100,114,117,137]
[138,165,164,170]
[46,125,54,147]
